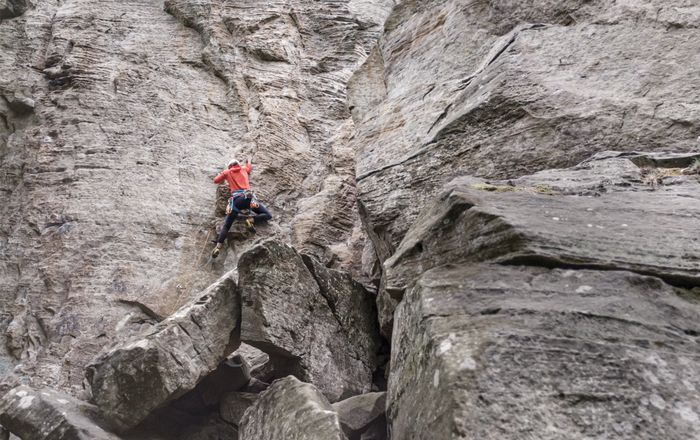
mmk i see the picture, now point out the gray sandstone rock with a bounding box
[220,392,258,426]
[161,0,395,272]
[353,0,700,267]
[0,385,120,440]
[378,154,700,335]
[239,376,347,440]
[238,239,380,402]
[0,0,392,395]
[389,264,700,439]
[86,275,240,431]
[332,392,387,440]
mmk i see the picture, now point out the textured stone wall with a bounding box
[0,0,393,395]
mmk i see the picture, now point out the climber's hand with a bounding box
[226,205,232,215]
[251,202,259,209]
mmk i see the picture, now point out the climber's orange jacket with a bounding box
[214,163,253,192]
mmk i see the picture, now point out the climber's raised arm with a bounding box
[213,170,227,184]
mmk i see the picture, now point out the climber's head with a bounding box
[227,159,240,169]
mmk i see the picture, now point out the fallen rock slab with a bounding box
[86,274,241,431]
[0,386,120,440]
[389,264,700,439]
[240,376,347,440]
[379,154,700,335]
[332,392,387,440]
[238,240,380,402]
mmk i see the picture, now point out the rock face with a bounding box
[390,264,700,440]
[352,0,700,265]
[238,239,381,402]
[0,0,392,396]
[240,376,347,440]
[161,0,394,269]
[385,153,700,438]
[377,153,700,334]
[86,274,240,431]
[3,0,700,439]
[0,0,246,395]
[0,385,120,440]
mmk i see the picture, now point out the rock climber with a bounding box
[211,158,272,258]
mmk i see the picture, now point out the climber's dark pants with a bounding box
[216,196,272,244]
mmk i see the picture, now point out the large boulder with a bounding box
[239,376,347,440]
[0,386,120,440]
[389,264,700,439]
[378,152,700,335]
[86,275,241,431]
[238,240,380,402]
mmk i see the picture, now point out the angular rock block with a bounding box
[389,264,700,439]
[86,275,241,431]
[332,392,387,440]
[240,376,347,440]
[379,155,700,335]
[238,240,380,402]
[0,386,120,440]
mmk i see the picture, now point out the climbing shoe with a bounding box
[211,243,223,259]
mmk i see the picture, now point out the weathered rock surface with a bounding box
[353,0,700,266]
[238,239,380,402]
[240,376,347,440]
[0,0,247,394]
[86,274,240,431]
[161,0,394,272]
[333,392,387,440]
[389,264,700,439]
[220,391,258,426]
[0,385,120,440]
[0,0,392,397]
[378,153,700,334]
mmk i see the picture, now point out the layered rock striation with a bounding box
[1,0,700,439]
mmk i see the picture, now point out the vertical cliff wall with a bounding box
[0,0,393,395]
[1,0,699,439]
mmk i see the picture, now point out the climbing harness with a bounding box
[227,190,258,214]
